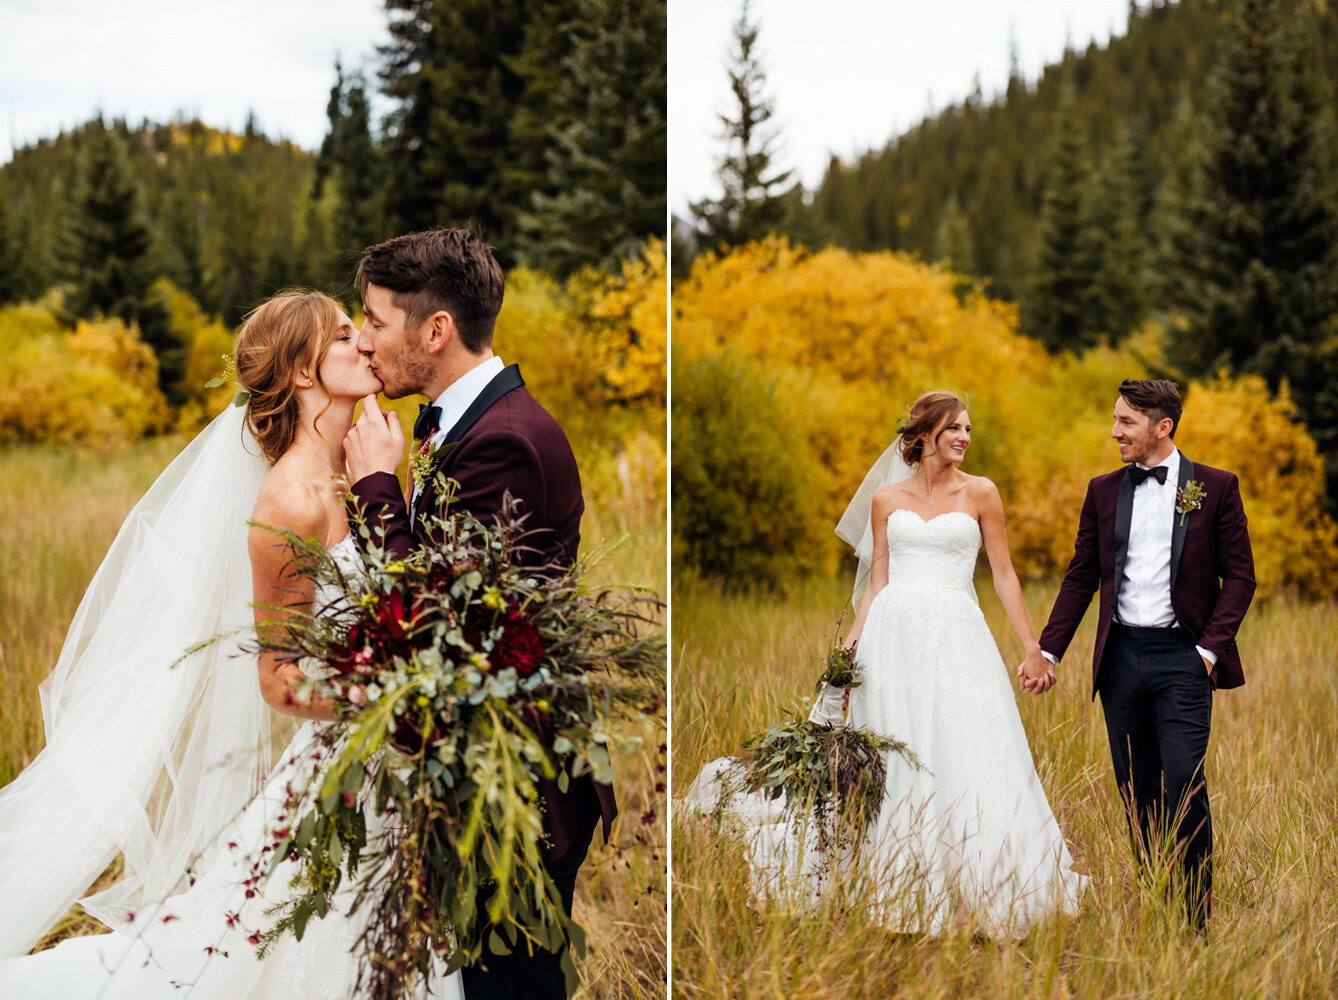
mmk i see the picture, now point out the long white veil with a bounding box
[835,436,915,609]
[0,404,278,958]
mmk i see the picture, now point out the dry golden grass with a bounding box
[0,435,666,998]
[671,574,1338,999]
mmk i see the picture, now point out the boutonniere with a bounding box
[1176,480,1206,526]
[409,436,455,490]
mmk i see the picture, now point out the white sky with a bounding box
[670,0,1132,215]
[0,0,390,162]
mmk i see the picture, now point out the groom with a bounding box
[1033,379,1255,929]
[343,228,616,999]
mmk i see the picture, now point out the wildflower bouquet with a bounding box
[736,634,923,851]
[247,491,663,998]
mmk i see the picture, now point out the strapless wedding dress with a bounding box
[685,510,1085,937]
[0,536,464,999]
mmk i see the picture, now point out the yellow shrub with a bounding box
[1177,376,1338,598]
[0,308,170,449]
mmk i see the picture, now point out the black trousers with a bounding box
[460,821,595,1000]
[1097,624,1214,926]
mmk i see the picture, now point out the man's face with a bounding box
[1110,395,1164,465]
[358,283,434,399]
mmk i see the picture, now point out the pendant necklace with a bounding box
[294,438,337,474]
[923,471,937,509]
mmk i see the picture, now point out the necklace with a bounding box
[921,470,940,509]
[293,438,337,474]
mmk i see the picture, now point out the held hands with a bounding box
[344,394,405,484]
[1016,646,1056,695]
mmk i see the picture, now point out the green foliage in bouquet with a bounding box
[737,718,921,853]
[815,639,858,691]
[246,488,664,999]
[736,632,923,853]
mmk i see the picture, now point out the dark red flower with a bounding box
[377,587,409,640]
[495,614,546,677]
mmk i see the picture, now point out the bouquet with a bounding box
[735,632,923,852]
[245,488,664,998]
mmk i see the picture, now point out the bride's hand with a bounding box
[1016,647,1055,695]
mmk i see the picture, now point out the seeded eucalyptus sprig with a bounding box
[204,354,253,408]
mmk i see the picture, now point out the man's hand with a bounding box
[1016,647,1056,695]
[344,394,405,483]
[1202,654,1214,676]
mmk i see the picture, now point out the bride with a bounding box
[0,291,462,997]
[686,390,1085,937]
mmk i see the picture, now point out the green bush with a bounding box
[671,348,831,587]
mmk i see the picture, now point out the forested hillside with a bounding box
[0,0,666,437]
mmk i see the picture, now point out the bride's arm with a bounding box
[248,490,340,722]
[844,489,895,648]
[976,478,1054,694]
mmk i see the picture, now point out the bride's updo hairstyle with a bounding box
[898,390,968,466]
[234,291,342,464]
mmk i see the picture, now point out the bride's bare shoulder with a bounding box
[250,463,327,544]
[872,480,913,512]
[962,473,1004,512]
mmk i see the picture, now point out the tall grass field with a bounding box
[0,434,667,999]
[672,574,1338,999]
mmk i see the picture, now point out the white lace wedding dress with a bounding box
[0,536,464,999]
[686,509,1085,937]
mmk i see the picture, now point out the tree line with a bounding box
[0,0,666,405]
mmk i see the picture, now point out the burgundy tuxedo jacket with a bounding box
[1038,455,1256,696]
[350,370,616,859]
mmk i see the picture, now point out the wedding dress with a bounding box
[684,508,1085,937]
[0,405,462,997]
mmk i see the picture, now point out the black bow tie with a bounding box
[1129,464,1169,487]
[414,404,442,441]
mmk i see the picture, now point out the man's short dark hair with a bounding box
[1119,378,1183,437]
[357,229,505,353]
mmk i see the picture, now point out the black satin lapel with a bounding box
[1112,469,1134,596]
[1170,455,1194,591]
[444,364,525,443]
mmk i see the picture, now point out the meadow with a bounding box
[0,431,667,999]
[671,573,1338,999]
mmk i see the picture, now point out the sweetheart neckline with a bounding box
[889,508,979,528]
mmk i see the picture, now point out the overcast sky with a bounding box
[671,0,1133,215]
[0,0,390,162]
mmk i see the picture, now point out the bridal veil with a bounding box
[0,405,279,957]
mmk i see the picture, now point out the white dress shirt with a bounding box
[411,355,505,505]
[1119,448,1180,629]
[1044,446,1215,666]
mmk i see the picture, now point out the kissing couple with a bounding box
[0,228,610,999]
[689,379,1254,936]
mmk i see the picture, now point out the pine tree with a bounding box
[690,0,794,248]
[932,193,977,278]
[1025,89,1102,352]
[314,65,387,259]
[380,0,529,257]
[0,190,19,306]
[1086,124,1150,341]
[63,118,155,326]
[1164,0,1338,490]
[515,0,667,276]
